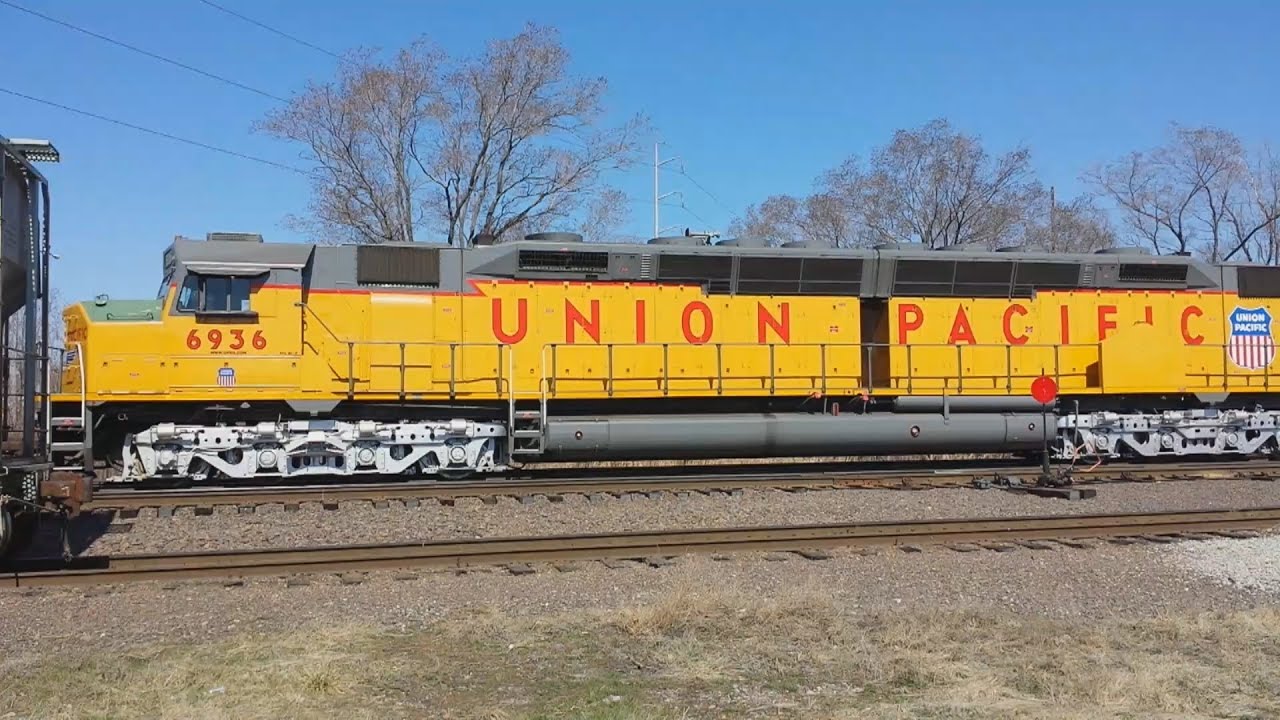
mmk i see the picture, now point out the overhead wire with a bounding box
[0,87,306,174]
[194,0,342,60]
[671,166,733,215]
[0,0,288,102]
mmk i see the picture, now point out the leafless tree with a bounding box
[730,193,859,247]
[851,119,1040,248]
[730,119,1041,250]
[1088,124,1280,262]
[1026,194,1117,254]
[1224,144,1280,263]
[260,24,646,245]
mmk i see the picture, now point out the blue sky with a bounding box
[3,0,1277,303]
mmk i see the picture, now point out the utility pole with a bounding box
[1049,185,1057,251]
[653,141,680,238]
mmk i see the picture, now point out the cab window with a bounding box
[175,274,257,315]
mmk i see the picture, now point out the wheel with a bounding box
[0,506,38,560]
[438,468,476,481]
[0,505,11,558]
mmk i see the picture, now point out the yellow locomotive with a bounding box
[50,231,1280,482]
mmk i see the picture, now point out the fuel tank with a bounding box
[540,412,1052,461]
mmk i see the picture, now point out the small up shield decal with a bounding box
[1228,306,1276,371]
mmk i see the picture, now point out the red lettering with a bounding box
[1098,305,1118,340]
[757,302,791,344]
[682,301,713,344]
[1059,305,1070,345]
[565,299,601,344]
[897,303,924,344]
[1181,305,1204,345]
[491,298,528,344]
[635,299,647,344]
[1002,304,1029,345]
[947,305,976,345]
[1143,305,1154,325]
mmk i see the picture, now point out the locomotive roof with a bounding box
[159,232,1280,300]
[163,234,314,276]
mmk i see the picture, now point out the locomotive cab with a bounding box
[51,233,313,474]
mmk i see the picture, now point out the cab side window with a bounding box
[177,275,200,311]
[174,274,258,315]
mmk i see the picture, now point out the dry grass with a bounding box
[8,585,1280,719]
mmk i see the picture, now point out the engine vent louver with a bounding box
[1118,263,1188,284]
[1238,266,1280,298]
[356,245,440,286]
[517,249,609,274]
[657,254,733,293]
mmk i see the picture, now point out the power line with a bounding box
[0,87,305,174]
[195,0,342,60]
[0,0,287,103]
[671,167,733,215]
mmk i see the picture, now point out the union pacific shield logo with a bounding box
[1228,306,1276,370]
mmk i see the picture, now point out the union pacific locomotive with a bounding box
[48,230,1280,483]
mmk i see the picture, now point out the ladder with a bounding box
[505,345,546,459]
[509,407,545,456]
[50,343,89,473]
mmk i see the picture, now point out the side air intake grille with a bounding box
[517,250,609,273]
[1012,262,1080,295]
[356,245,440,286]
[1118,263,1188,284]
[1238,266,1280,298]
[658,254,733,293]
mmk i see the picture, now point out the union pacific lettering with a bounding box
[490,299,793,344]
[896,301,1210,345]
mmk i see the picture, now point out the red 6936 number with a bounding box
[186,328,267,351]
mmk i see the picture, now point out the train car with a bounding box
[0,135,89,556]
[48,229,1280,484]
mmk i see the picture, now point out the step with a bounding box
[51,416,84,428]
[512,429,544,438]
[510,447,543,455]
[53,465,85,472]
[51,441,84,452]
[513,410,543,420]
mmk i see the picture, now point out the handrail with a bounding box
[295,301,348,345]
[537,340,1084,399]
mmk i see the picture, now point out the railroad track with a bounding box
[8,506,1279,587]
[86,458,1280,513]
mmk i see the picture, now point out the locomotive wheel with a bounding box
[438,468,476,481]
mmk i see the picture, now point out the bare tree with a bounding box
[1088,124,1280,261]
[730,119,1041,250]
[730,194,859,246]
[1026,194,1117,253]
[1224,144,1280,263]
[261,24,645,245]
[853,119,1040,248]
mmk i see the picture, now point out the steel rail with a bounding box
[85,459,1280,511]
[9,506,1280,587]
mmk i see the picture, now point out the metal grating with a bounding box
[518,249,609,274]
[1238,266,1280,298]
[356,245,440,286]
[657,254,733,293]
[1012,262,1080,295]
[1118,263,1188,285]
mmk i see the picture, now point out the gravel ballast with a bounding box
[62,478,1280,556]
[0,537,1268,661]
[1169,535,1280,595]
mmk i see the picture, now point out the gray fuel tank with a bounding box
[540,412,1051,461]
